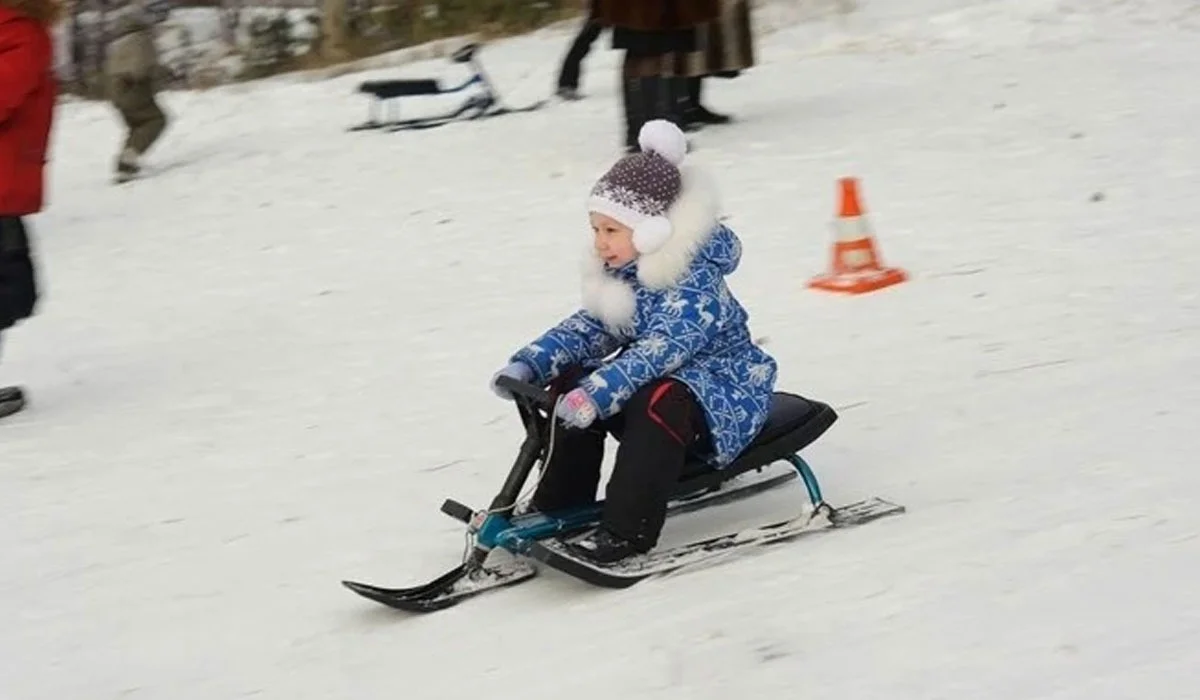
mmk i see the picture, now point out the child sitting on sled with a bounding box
[489,120,778,565]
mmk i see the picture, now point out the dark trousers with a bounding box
[0,217,38,331]
[556,16,603,90]
[109,76,168,158]
[532,366,710,552]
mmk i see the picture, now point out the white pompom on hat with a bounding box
[637,119,688,167]
[587,120,689,255]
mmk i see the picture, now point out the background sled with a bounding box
[341,377,905,612]
[348,43,547,132]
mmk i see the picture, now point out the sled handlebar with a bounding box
[495,375,553,410]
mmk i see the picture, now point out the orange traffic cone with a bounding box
[808,177,908,294]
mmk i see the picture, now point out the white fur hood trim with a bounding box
[635,164,721,290]
[581,256,638,336]
[580,164,721,334]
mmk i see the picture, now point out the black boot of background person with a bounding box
[667,76,701,132]
[624,76,664,152]
[621,76,643,152]
[624,76,695,153]
[683,76,732,128]
[631,76,696,152]
[643,75,686,128]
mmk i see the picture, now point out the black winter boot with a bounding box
[631,76,694,151]
[637,76,669,142]
[565,527,642,564]
[621,76,643,152]
[667,76,699,131]
[683,77,732,128]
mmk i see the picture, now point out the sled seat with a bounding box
[671,392,838,497]
[358,79,443,100]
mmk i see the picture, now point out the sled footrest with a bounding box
[440,498,474,524]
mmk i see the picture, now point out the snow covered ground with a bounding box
[4,0,1200,697]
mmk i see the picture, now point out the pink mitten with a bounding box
[555,387,598,429]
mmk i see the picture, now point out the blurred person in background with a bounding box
[0,0,60,419]
[104,0,171,184]
[555,0,602,101]
[593,0,720,151]
[673,0,755,128]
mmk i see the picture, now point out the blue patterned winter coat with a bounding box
[510,167,777,467]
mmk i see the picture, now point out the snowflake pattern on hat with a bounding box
[588,149,683,230]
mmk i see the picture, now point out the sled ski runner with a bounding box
[342,467,802,611]
[341,377,906,612]
[342,558,538,613]
[530,497,904,589]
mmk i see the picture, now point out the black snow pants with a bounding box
[531,365,711,553]
[555,8,603,91]
[0,217,38,332]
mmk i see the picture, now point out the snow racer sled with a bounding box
[341,377,905,612]
[348,42,547,133]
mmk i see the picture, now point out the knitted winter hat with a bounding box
[587,120,689,255]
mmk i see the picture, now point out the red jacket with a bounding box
[0,4,55,216]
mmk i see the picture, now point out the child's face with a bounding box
[590,212,637,268]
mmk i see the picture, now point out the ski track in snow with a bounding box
[3,1,1200,698]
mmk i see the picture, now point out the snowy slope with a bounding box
[3,0,1200,698]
